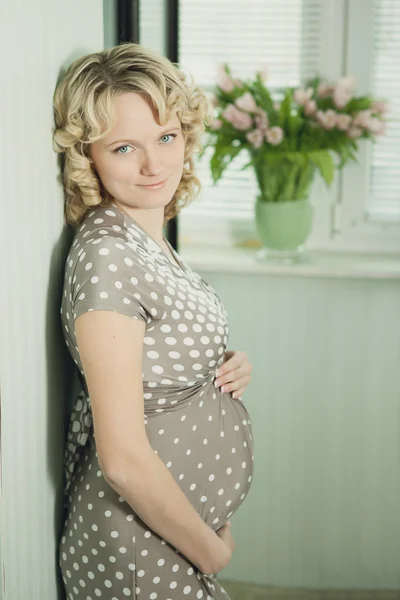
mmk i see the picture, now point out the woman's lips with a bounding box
[140,177,168,190]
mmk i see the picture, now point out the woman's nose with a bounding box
[140,149,163,176]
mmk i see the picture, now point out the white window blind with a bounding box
[139,0,166,57]
[368,0,400,222]
[178,0,323,221]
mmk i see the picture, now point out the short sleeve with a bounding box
[72,236,150,323]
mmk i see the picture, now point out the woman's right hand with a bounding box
[216,521,236,555]
[203,521,236,576]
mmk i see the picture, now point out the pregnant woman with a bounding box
[53,42,255,600]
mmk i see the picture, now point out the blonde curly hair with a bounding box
[52,42,212,228]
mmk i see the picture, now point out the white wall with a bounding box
[0,3,103,599]
[194,267,400,589]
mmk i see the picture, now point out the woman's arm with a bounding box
[74,310,231,575]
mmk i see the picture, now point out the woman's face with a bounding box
[90,92,185,210]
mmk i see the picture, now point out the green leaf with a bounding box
[279,89,293,127]
[284,152,308,167]
[309,150,335,186]
[346,97,372,113]
[251,77,274,114]
[209,143,244,183]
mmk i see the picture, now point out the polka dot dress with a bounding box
[59,203,255,599]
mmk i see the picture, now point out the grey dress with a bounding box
[59,202,254,600]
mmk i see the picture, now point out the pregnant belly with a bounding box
[145,382,254,530]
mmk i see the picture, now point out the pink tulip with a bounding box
[232,78,244,88]
[371,101,389,115]
[333,87,352,109]
[353,109,372,128]
[210,118,222,130]
[366,116,386,135]
[337,75,356,91]
[332,75,356,108]
[317,82,334,98]
[336,114,352,131]
[216,64,235,93]
[254,109,269,131]
[347,126,363,138]
[235,92,258,113]
[304,100,317,116]
[316,109,338,130]
[294,87,313,106]
[246,129,264,149]
[221,103,253,130]
[265,126,284,145]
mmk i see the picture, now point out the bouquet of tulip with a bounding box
[202,64,388,203]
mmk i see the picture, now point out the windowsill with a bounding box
[179,243,400,281]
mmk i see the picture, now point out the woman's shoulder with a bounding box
[67,204,147,267]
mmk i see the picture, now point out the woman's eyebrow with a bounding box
[107,127,182,147]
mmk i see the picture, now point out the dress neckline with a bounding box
[110,201,187,273]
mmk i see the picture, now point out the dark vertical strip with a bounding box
[117,0,140,44]
[165,0,180,250]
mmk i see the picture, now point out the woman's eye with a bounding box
[114,133,177,154]
[115,145,133,154]
[160,133,177,143]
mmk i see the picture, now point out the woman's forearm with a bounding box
[104,446,229,575]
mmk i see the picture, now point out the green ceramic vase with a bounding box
[255,197,314,263]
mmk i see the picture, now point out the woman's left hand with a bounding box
[214,350,253,399]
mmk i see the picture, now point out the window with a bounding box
[139,0,166,56]
[369,0,400,222]
[139,0,400,253]
[177,0,400,253]
[178,0,328,247]
[336,0,400,253]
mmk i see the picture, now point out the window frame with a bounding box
[179,0,400,255]
[335,0,400,254]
